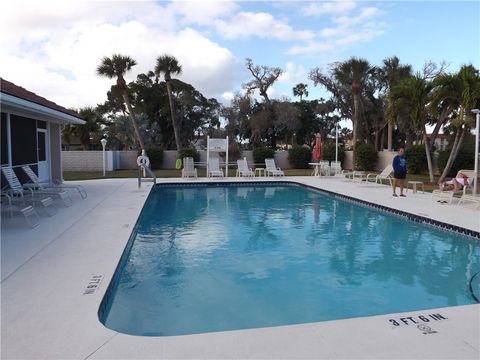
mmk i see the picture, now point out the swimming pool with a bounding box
[99,183,480,336]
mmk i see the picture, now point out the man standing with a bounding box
[392,147,407,197]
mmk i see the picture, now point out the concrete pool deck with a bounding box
[1,176,479,359]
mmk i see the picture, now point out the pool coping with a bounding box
[1,177,479,359]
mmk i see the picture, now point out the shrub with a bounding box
[288,146,311,168]
[253,146,276,165]
[178,148,200,162]
[437,144,475,177]
[405,145,427,174]
[322,142,345,163]
[354,143,377,171]
[145,146,163,169]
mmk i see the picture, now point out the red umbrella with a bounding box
[313,133,322,161]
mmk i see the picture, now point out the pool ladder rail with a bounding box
[137,155,156,188]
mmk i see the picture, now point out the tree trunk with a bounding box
[387,122,393,151]
[352,92,360,169]
[428,108,449,152]
[122,92,145,151]
[438,128,466,183]
[166,81,181,151]
[423,127,434,183]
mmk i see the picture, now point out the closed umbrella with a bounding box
[313,133,322,161]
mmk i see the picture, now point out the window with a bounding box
[11,115,37,166]
[1,113,8,165]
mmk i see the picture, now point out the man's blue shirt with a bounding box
[393,155,406,173]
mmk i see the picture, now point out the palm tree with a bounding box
[293,83,309,101]
[381,56,412,150]
[76,107,103,150]
[332,57,376,164]
[388,75,435,182]
[155,54,182,150]
[96,54,145,152]
[432,64,480,182]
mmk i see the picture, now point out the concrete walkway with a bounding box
[1,177,479,359]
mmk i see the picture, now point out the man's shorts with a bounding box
[394,171,406,179]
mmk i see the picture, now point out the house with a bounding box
[1,78,84,184]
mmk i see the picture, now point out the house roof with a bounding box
[0,78,83,120]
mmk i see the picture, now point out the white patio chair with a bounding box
[181,157,198,178]
[319,160,330,176]
[22,165,87,199]
[330,161,343,176]
[1,166,58,215]
[236,158,255,177]
[208,157,224,177]
[1,191,40,227]
[265,158,284,177]
[366,164,394,185]
[432,169,476,205]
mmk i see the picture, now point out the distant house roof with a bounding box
[0,78,84,121]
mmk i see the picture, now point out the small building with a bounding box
[1,78,84,184]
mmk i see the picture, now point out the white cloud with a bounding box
[0,1,241,109]
[215,12,314,41]
[301,0,357,16]
[333,7,382,26]
[288,5,385,56]
[222,92,235,102]
[278,62,307,85]
[169,0,238,25]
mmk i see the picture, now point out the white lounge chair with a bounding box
[432,169,476,205]
[366,164,394,185]
[236,158,255,177]
[1,191,40,227]
[265,158,284,177]
[181,157,198,178]
[330,161,343,176]
[22,165,87,199]
[208,157,224,177]
[1,166,58,215]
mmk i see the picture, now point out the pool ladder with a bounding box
[137,163,156,188]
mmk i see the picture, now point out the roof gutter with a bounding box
[0,93,85,125]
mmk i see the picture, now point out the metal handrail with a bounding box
[137,164,156,188]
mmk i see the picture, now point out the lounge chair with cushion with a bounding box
[181,157,198,178]
[236,158,255,177]
[22,165,87,199]
[432,169,476,204]
[366,164,394,185]
[208,157,224,177]
[265,158,284,177]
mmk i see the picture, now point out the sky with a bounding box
[1,0,479,111]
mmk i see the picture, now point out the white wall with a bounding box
[63,149,402,172]
[344,150,395,171]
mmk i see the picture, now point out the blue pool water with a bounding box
[99,183,480,336]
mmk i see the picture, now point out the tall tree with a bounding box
[380,56,412,150]
[293,83,309,101]
[96,54,145,152]
[433,64,480,182]
[243,58,283,104]
[76,107,103,150]
[388,75,436,182]
[311,57,375,166]
[154,54,183,150]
